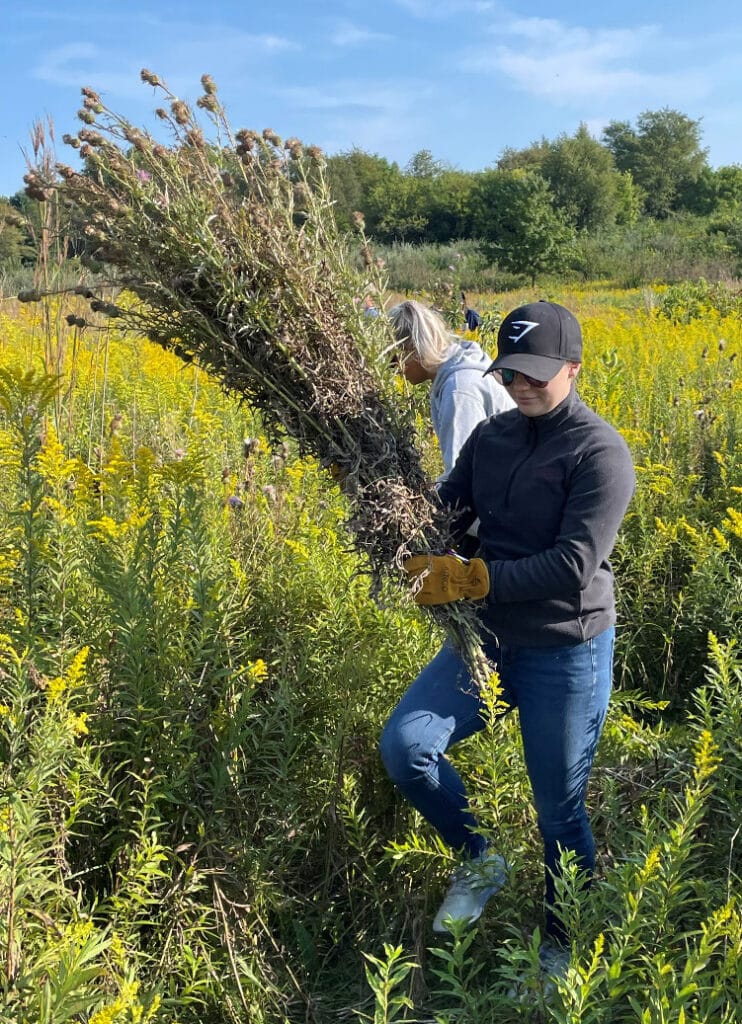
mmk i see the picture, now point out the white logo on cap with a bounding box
[508,320,539,344]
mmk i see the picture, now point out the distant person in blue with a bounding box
[461,291,481,332]
[387,300,513,480]
[363,296,380,319]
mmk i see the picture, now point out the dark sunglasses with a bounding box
[495,368,550,389]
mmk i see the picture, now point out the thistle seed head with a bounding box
[200,74,217,95]
[262,128,282,148]
[124,128,149,152]
[185,128,205,149]
[77,129,104,146]
[171,100,192,126]
[197,94,220,113]
[24,183,52,202]
[235,129,258,149]
[140,68,161,87]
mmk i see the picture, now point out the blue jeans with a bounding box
[379,627,614,938]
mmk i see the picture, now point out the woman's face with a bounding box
[396,347,434,385]
[505,362,581,417]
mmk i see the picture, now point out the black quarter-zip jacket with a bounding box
[438,388,636,647]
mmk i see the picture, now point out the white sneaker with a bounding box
[432,850,509,933]
[538,940,570,997]
[507,939,570,1002]
[538,940,570,976]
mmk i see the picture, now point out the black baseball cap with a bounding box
[485,300,582,381]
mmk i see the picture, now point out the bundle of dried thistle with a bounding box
[26,72,493,687]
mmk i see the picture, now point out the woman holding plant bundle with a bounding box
[380,300,635,983]
[387,300,514,481]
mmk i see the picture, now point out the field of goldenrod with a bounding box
[0,290,740,1022]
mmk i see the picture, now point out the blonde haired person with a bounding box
[388,300,513,480]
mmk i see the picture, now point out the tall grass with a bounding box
[0,289,740,1022]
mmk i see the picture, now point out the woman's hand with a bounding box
[403,554,490,605]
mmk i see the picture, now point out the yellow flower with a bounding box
[637,846,662,884]
[247,658,269,682]
[723,507,742,540]
[110,932,126,965]
[712,528,729,551]
[47,647,90,705]
[68,711,89,736]
[693,729,721,782]
[284,538,309,560]
[89,1004,119,1024]
[47,674,67,703]
[35,422,81,486]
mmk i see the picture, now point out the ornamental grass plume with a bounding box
[32,72,492,685]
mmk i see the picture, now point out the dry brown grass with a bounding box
[22,71,493,685]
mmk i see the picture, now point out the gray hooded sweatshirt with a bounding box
[431,340,515,479]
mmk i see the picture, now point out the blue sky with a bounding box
[2,0,742,198]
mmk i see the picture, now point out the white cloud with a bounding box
[280,79,433,113]
[582,117,610,140]
[392,0,496,18]
[33,30,299,98]
[329,20,390,47]
[279,78,437,161]
[464,16,711,105]
[33,44,151,98]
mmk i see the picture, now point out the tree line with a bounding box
[325,108,742,283]
[2,106,742,287]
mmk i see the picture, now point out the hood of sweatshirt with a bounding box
[431,340,492,401]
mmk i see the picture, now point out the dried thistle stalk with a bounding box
[41,73,493,687]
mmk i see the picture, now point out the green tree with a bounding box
[539,124,625,232]
[405,148,446,179]
[614,170,643,226]
[602,108,708,219]
[371,174,432,242]
[471,169,575,284]
[714,165,742,211]
[424,170,477,243]
[325,148,399,234]
[497,140,550,172]
[497,126,639,233]
[676,166,719,216]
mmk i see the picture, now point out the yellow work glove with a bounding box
[403,554,490,606]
